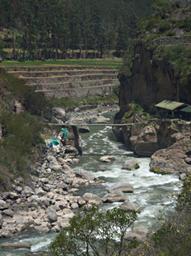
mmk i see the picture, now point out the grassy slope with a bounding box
[0,58,122,69]
[0,69,50,191]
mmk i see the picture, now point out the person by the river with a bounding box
[59,127,69,146]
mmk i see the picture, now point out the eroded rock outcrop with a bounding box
[150,133,191,174]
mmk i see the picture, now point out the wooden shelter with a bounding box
[155,100,191,120]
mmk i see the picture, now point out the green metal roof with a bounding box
[180,105,191,113]
[155,100,185,111]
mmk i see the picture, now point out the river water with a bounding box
[0,114,182,255]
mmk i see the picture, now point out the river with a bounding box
[0,112,182,255]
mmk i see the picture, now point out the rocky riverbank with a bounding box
[0,104,121,239]
[114,114,191,175]
[0,146,98,238]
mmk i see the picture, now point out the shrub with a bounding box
[0,112,44,189]
[50,207,137,256]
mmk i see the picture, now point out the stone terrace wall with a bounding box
[6,66,120,98]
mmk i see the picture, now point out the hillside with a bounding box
[118,1,191,116]
[0,69,50,191]
[0,0,152,59]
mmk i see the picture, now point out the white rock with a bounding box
[100,156,115,163]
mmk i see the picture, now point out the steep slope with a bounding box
[118,1,191,117]
[0,68,50,191]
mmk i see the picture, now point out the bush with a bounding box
[50,207,137,256]
[0,69,51,117]
[0,112,44,189]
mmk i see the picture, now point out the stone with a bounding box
[120,200,140,212]
[150,135,191,174]
[47,207,58,223]
[14,100,24,114]
[185,157,191,165]
[35,223,50,233]
[0,213,3,228]
[75,169,95,181]
[180,173,187,181]
[130,125,159,157]
[3,209,14,217]
[100,156,115,163]
[122,160,140,171]
[79,126,90,133]
[23,186,34,197]
[125,230,147,242]
[49,163,62,172]
[71,203,79,209]
[7,192,19,200]
[0,242,31,250]
[65,146,78,155]
[83,193,102,206]
[96,115,110,123]
[35,188,45,197]
[52,107,66,119]
[15,186,22,193]
[78,197,86,207]
[0,200,9,210]
[109,183,134,193]
[103,192,127,203]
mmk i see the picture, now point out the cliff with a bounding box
[117,2,191,118]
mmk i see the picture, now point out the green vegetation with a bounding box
[51,95,118,109]
[50,207,137,256]
[154,45,191,84]
[0,58,122,69]
[0,0,152,60]
[0,69,50,191]
[141,174,191,256]
[122,103,151,123]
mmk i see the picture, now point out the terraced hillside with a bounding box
[5,66,120,98]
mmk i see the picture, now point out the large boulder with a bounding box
[120,200,140,212]
[75,169,95,182]
[122,160,140,171]
[82,193,102,206]
[52,107,66,120]
[0,200,9,210]
[47,207,58,223]
[109,183,134,193]
[103,192,127,203]
[100,156,115,163]
[23,186,34,197]
[79,126,90,133]
[0,242,31,250]
[150,134,191,174]
[130,125,159,157]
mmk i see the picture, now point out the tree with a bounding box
[50,207,137,256]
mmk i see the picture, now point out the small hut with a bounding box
[155,100,186,118]
[179,105,191,120]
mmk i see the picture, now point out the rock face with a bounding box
[118,43,191,115]
[115,118,191,158]
[150,134,191,174]
[130,125,159,157]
